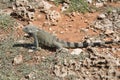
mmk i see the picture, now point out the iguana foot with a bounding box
[31,46,41,51]
[35,47,41,51]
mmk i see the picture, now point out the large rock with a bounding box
[46,10,61,25]
[71,48,83,55]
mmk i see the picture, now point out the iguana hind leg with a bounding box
[53,41,63,49]
[53,41,68,52]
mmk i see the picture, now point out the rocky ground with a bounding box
[0,0,120,80]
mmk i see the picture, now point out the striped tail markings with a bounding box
[56,37,120,48]
[56,38,90,48]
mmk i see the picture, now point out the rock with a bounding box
[63,59,69,66]
[94,18,113,30]
[71,12,76,17]
[60,31,64,34]
[17,40,26,43]
[84,19,88,23]
[94,22,103,29]
[94,2,104,8]
[64,0,70,3]
[53,65,61,77]
[0,9,13,15]
[49,0,54,1]
[49,27,52,31]
[46,10,61,25]
[12,0,35,21]
[43,21,51,26]
[15,0,29,7]
[28,49,34,53]
[26,12,35,21]
[104,29,114,34]
[13,54,23,65]
[53,65,67,77]
[102,19,113,28]
[98,13,106,19]
[69,59,76,65]
[41,56,45,59]
[67,70,76,76]
[57,48,69,53]
[20,77,28,80]
[61,3,69,12]
[112,9,117,13]
[60,67,68,77]
[38,0,53,13]
[86,0,92,4]
[111,48,116,53]
[115,21,120,28]
[71,49,83,55]
[25,72,36,79]
[33,56,41,62]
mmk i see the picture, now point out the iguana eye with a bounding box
[26,27,28,30]
[23,27,27,30]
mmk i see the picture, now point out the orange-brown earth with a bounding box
[0,2,120,80]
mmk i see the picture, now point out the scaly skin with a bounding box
[23,24,120,50]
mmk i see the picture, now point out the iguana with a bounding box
[23,24,120,50]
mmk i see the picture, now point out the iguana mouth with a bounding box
[24,33,32,38]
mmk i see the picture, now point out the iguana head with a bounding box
[23,25,39,34]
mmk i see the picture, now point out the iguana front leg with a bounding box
[33,33,41,50]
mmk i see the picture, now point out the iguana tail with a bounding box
[57,39,120,48]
